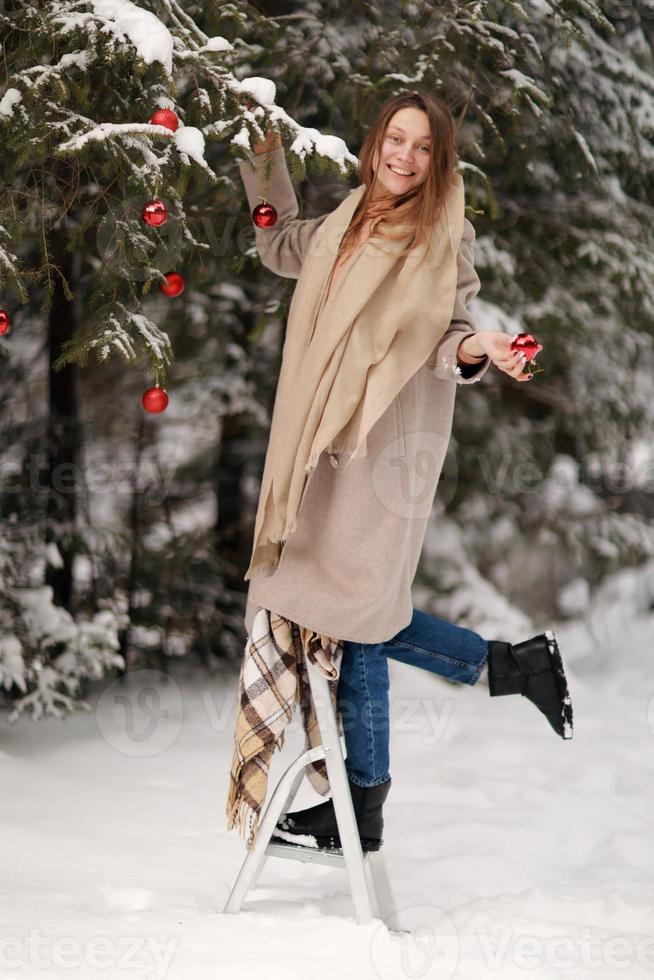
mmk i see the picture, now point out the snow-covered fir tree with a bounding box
[0,0,652,718]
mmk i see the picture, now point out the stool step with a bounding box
[271,828,382,852]
[266,841,350,867]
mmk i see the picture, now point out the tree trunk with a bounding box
[45,224,81,610]
[117,417,146,674]
[215,411,252,593]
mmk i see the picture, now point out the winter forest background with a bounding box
[1,0,652,718]
[2,0,654,973]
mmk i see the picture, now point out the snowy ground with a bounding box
[2,594,654,980]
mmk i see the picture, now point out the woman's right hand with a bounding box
[253,125,282,156]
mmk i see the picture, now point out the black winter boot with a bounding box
[487,630,573,739]
[271,776,392,852]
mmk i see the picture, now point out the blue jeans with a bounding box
[336,608,489,787]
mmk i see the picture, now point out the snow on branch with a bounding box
[89,0,175,74]
[18,51,92,91]
[0,88,23,118]
[228,76,359,174]
[499,68,551,107]
[63,302,175,367]
[38,3,358,179]
[58,121,177,154]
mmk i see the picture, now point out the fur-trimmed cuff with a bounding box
[429,330,491,385]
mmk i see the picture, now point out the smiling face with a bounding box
[370,106,432,200]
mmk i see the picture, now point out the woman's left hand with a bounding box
[463,331,534,382]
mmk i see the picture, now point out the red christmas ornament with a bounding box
[142,386,169,413]
[149,108,179,132]
[142,198,168,228]
[0,310,10,336]
[511,332,543,374]
[159,272,185,297]
[510,332,543,361]
[252,201,278,228]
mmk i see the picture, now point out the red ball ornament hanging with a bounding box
[159,272,185,297]
[149,108,179,132]
[0,310,10,336]
[252,200,277,228]
[142,198,168,228]
[142,386,169,413]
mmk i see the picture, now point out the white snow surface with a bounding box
[174,126,207,168]
[1,589,653,978]
[200,37,233,53]
[91,0,174,74]
[237,76,277,107]
[0,87,22,118]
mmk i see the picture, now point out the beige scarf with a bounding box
[244,174,465,581]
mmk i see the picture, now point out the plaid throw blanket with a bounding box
[226,607,343,850]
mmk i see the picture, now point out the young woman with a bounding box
[237,90,573,852]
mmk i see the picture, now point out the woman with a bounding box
[236,90,573,852]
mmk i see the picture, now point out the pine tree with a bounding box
[448,4,654,614]
[0,0,358,372]
[1,0,652,717]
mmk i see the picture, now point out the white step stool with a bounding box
[223,651,402,930]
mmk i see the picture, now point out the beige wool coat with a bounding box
[239,146,492,643]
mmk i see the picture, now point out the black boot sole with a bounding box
[489,631,574,740]
[543,630,574,739]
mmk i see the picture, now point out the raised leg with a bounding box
[383,608,489,685]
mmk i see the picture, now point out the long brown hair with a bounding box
[336,90,460,268]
